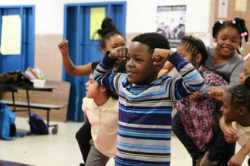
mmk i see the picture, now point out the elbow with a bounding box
[190,80,205,92]
[65,69,75,75]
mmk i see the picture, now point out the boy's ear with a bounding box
[195,54,202,64]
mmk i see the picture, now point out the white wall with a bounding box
[0,0,210,34]
[126,0,210,33]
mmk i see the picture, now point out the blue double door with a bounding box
[63,2,126,121]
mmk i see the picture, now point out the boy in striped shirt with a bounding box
[94,32,204,166]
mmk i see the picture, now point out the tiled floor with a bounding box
[0,117,248,166]
[0,160,31,166]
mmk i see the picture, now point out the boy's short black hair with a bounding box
[132,32,170,55]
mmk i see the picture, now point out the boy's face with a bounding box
[239,58,250,85]
[126,41,157,84]
[85,73,100,98]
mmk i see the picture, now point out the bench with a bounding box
[1,100,64,134]
[0,80,71,134]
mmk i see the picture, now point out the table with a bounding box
[0,84,61,134]
[9,85,56,116]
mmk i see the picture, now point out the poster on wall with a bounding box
[218,0,228,18]
[156,5,186,48]
[235,0,247,12]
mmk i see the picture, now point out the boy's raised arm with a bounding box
[94,47,127,93]
[157,49,204,101]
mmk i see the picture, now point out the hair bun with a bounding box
[244,77,250,88]
[97,17,117,37]
[101,18,115,29]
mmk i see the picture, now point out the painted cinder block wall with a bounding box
[0,0,211,81]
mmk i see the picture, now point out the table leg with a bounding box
[26,89,31,117]
[11,91,16,112]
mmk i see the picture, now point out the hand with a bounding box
[223,125,239,143]
[189,91,203,100]
[152,48,174,67]
[108,46,128,61]
[58,40,69,54]
[227,152,245,166]
[208,87,224,101]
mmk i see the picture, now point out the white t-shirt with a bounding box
[82,97,118,157]
[232,121,250,157]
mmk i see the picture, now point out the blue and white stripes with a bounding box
[94,51,204,166]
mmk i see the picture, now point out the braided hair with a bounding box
[212,17,249,54]
[132,32,170,55]
[95,17,125,49]
[228,77,250,112]
[179,36,208,66]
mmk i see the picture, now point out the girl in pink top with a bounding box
[82,66,119,166]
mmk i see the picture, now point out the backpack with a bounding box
[0,70,33,86]
[28,114,48,135]
[0,100,24,140]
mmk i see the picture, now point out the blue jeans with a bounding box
[172,113,235,166]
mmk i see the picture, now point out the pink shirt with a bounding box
[82,97,118,157]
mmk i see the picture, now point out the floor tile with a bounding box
[0,117,248,166]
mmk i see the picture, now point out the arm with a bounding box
[199,60,244,97]
[227,139,250,166]
[227,60,244,87]
[219,117,238,143]
[157,61,174,78]
[94,47,128,93]
[207,87,224,101]
[58,40,93,76]
[153,49,204,101]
